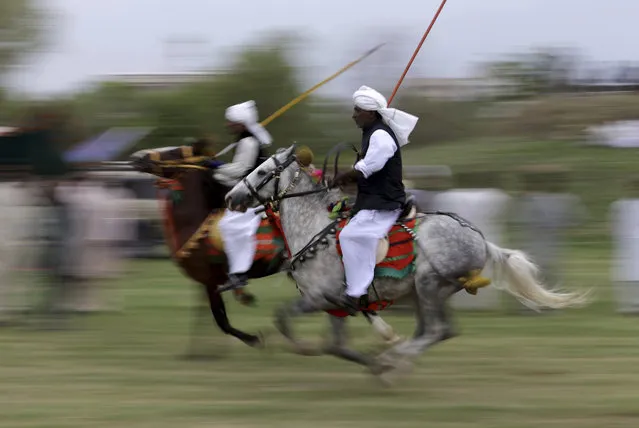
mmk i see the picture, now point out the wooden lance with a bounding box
[387,0,448,106]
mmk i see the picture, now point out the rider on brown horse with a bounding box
[215,101,273,293]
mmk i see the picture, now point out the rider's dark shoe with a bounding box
[327,291,361,316]
[218,273,249,293]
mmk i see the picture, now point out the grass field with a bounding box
[4,136,639,427]
[2,244,639,428]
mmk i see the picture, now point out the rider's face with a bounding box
[352,107,376,129]
[226,121,246,135]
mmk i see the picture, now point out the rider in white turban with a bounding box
[223,100,272,147]
[352,85,418,146]
[329,85,419,314]
[215,100,273,292]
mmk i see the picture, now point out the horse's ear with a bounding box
[295,145,314,167]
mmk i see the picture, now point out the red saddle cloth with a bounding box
[327,217,418,317]
[205,216,286,264]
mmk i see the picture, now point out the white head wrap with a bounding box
[225,100,273,146]
[352,85,418,147]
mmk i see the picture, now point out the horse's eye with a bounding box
[257,170,267,176]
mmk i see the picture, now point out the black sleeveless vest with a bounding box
[236,130,269,176]
[353,120,406,212]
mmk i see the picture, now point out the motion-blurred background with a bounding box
[2,1,639,427]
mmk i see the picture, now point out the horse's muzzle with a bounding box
[226,193,248,213]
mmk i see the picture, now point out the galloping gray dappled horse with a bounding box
[225,144,591,382]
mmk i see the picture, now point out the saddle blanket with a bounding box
[335,217,418,280]
[327,217,418,317]
[205,211,285,264]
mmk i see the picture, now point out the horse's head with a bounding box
[130,139,227,209]
[225,144,313,212]
[129,139,213,179]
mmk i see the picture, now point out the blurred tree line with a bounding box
[4,0,639,157]
[0,34,366,156]
[0,0,50,84]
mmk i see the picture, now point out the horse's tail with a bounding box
[485,241,591,310]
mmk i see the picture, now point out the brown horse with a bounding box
[130,142,287,352]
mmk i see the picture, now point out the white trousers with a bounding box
[218,208,262,274]
[341,209,401,298]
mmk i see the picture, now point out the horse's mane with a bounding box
[297,165,344,207]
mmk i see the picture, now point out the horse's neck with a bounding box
[279,172,335,254]
[162,184,212,248]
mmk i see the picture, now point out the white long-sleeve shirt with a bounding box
[353,129,397,178]
[213,136,260,188]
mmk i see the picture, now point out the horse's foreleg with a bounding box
[323,315,379,369]
[206,283,263,348]
[184,286,211,359]
[273,297,323,356]
[362,311,403,345]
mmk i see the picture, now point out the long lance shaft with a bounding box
[260,43,385,126]
[387,0,448,106]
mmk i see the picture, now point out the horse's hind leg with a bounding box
[184,286,212,359]
[205,283,262,348]
[377,273,460,373]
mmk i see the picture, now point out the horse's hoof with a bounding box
[388,359,414,381]
[393,358,415,376]
[369,363,395,387]
[441,328,458,342]
[375,372,395,388]
[369,358,394,376]
[243,332,264,349]
[371,358,412,386]
[255,330,278,357]
[384,335,405,346]
[235,291,258,307]
[375,350,397,368]
[293,340,322,356]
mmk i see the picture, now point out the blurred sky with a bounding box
[8,0,639,97]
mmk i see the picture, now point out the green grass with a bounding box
[1,245,639,428]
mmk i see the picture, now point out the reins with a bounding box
[148,143,354,262]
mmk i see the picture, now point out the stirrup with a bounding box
[218,274,248,293]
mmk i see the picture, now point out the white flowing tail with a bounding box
[485,242,591,311]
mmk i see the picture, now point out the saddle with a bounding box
[374,195,417,263]
[205,209,270,251]
[203,210,286,267]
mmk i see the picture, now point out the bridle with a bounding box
[241,143,359,213]
[241,152,326,213]
[144,143,356,260]
[239,143,363,272]
[319,142,360,186]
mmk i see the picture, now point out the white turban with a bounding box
[225,100,273,146]
[352,85,418,147]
